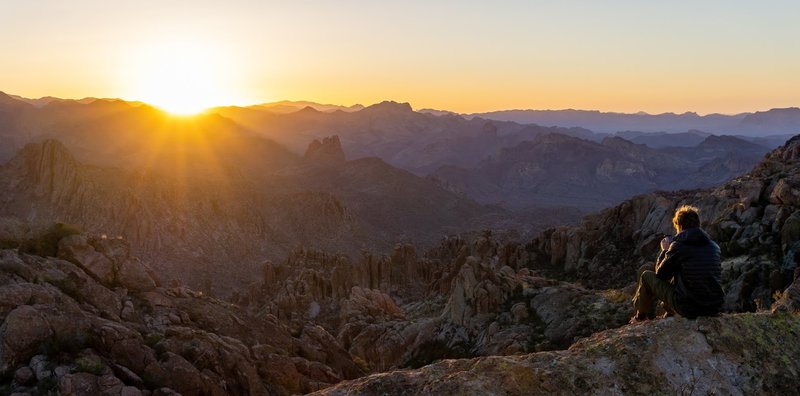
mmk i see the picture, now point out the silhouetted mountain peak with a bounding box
[697,135,764,151]
[0,91,34,108]
[600,135,638,148]
[741,107,800,127]
[17,139,76,166]
[298,105,322,114]
[305,135,346,163]
[533,132,586,145]
[362,101,413,114]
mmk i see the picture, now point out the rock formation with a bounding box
[1,139,550,296]
[314,313,800,395]
[429,133,768,211]
[238,233,632,373]
[524,135,800,312]
[305,136,346,163]
[0,236,366,395]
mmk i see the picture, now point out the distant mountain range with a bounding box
[0,91,588,293]
[429,133,769,210]
[451,107,800,137]
[253,100,365,114]
[0,91,786,215]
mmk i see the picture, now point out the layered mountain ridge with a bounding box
[429,132,769,210]
[0,138,569,294]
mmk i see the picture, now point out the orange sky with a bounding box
[1,1,799,114]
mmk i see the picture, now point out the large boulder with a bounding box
[58,235,115,285]
[313,313,800,395]
[57,235,156,292]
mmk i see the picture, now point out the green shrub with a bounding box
[74,357,106,375]
[18,222,83,257]
[144,333,164,348]
[35,376,58,394]
[39,330,90,360]
[142,371,166,390]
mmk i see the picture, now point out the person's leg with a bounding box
[632,270,657,320]
[640,271,677,316]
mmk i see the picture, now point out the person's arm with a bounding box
[655,242,681,281]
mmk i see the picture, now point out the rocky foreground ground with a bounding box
[313,310,800,395]
[1,230,798,395]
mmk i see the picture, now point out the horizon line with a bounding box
[3,90,798,118]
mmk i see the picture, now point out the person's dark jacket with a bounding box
[656,227,724,317]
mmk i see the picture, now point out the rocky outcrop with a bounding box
[58,234,157,292]
[314,312,800,395]
[524,135,800,312]
[0,138,538,297]
[0,244,364,395]
[240,232,632,374]
[305,136,346,163]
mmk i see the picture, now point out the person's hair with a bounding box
[673,205,700,231]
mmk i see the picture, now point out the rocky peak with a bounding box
[362,101,413,114]
[773,134,800,162]
[305,135,346,163]
[297,105,322,115]
[0,92,35,112]
[12,139,81,202]
[697,134,763,151]
[600,135,640,150]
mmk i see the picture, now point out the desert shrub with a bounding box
[142,371,166,389]
[34,376,58,394]
[73,357,106,375]
[352,356,370,373]
[402,339,472,369]
[18,222,83,257]
[43,274,82,301]
[144,333,164,348]
[39,330,90,360]
[0,239,19,249]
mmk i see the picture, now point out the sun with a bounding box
[125,40,242,115]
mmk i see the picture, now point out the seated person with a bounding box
[630,205,724,322]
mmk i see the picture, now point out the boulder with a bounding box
[58,235,115,285]
[313,313,800,395]
[13,366,34,385]
[116,258,157,292]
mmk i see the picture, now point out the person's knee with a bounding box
[637,263,655,279]
[640,270,656,282]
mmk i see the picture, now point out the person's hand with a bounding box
[660,236,672,251]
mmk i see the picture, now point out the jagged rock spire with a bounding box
[304,135,346,163]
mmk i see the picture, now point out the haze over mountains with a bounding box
[459,107,800,137]
[2,92,788,216]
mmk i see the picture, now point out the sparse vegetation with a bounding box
[402,339,473,369]
[35,377,59,394]
[11,222,84,257]
[39,330,90,360]
[74,356,106,375]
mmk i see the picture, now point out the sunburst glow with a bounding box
[125,40,242,115]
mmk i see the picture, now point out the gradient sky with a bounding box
[1,0,798,114]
